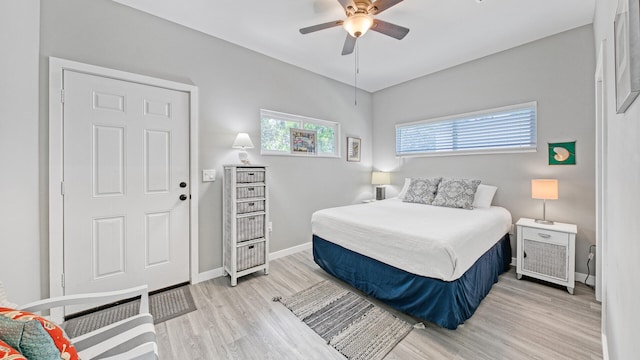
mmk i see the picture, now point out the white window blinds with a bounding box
[395,102,537,157]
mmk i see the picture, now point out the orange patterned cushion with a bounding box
[0,308,78,360]
[0,339,26,360]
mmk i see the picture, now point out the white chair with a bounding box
[1,282,158,360]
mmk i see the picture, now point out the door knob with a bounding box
[179,182,187,188]
[179,194,188,201]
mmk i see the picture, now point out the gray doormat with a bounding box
[63,285,196,338]
[274,280,413,360]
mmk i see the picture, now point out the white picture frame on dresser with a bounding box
[223,165,270,286]
[516,218,577,294]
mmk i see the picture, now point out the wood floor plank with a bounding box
[159,250,602,359]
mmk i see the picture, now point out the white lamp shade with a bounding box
[371,172,391,185]
[531,179,558,200]
[232,133,254,149]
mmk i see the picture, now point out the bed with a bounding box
[311,197,512,329]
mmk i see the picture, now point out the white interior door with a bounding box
[63,70,190,314]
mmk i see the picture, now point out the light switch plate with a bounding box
[202,169,216,182]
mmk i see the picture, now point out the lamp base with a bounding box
[534,219,555,225]
[238,149,249,164]
[375,186,386,201]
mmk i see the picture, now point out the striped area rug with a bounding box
[276,280,413,360]
[62,285,196,338]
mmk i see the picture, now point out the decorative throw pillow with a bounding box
[0,308,78,360]
[472,184,498,209]
[402,177,442,204]
[432,178,481,209]
[0,339,26,360]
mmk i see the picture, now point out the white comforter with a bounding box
[311,198,512,281]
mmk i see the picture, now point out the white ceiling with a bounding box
[112,0,595,92]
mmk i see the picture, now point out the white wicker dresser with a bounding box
[516,218,576,294]
[223,165,270,286]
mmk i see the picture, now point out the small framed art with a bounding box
[347,137,361,162]
[614,0,640,113]
[548,141,576,165]
[290,128,317,155]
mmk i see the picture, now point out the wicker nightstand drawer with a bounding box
[236,169,265,183]
[522,227,568,245]
[237,241,266,271]
[237,185,265,199]
[237,200,265,214]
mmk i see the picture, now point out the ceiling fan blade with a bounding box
[299,20,344,34]
[342,34,357,55]
[369,0,404,15]
[371,19,409,40]
[337,0,357,12]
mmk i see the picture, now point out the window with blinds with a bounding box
[395,102,537,157]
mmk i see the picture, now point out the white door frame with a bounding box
[48,57,199,321]
[594,40,607,339]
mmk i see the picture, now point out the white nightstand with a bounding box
[516,218,577,294]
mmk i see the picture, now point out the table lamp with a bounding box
[531,179,558,224]
[372,172,391,200]
[232,133,254,164]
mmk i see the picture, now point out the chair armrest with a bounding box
[18,285,150,315]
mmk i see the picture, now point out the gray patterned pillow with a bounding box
[402,177,442,204]
[432,178,481,209]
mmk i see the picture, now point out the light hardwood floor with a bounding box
[156,250,602,359]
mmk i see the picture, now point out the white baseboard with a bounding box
[601,333,609,360]
[510,257,596,287]
[191,242,313,284]
[270,242,312,260]
[191,267,224,284]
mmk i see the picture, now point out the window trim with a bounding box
[260,109,341,158]
[395,101,537,158]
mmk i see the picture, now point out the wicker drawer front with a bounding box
[237,242,265,271]
[237,186,265,199]
[237,215,265,242]
[522,239,567,281]
[237,200,265,214]
[522,227,568,245]
[236,169,265,183]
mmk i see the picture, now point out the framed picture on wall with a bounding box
[347,137,361,162]
[614,0,640,113]
[290,128,317,155]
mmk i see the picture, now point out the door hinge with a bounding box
[61,181,65,196]
[60,89,65,103]
[61,273,65,288]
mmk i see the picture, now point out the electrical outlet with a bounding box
[267,222,273,232]
[588,252,594,260]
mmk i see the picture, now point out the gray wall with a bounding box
[0,0,41,305]
[594,1,640,358]
[4,0,373,302]
[372,25,596,275]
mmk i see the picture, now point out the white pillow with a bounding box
[396,178,411,199]
[472,184,498,208]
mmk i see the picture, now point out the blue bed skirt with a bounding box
[312,233,511,329]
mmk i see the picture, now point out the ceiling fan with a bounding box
[300,0,410,55]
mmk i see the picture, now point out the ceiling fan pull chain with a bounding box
[354,40,358,106]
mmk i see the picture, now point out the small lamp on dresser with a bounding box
[232,132,254,164]
[372,171,391,200]
[531,179,558,224]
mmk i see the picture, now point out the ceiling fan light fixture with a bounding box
[343,13,374,38]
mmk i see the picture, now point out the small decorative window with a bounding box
[395,102,537,157]
[260,109,340,157]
